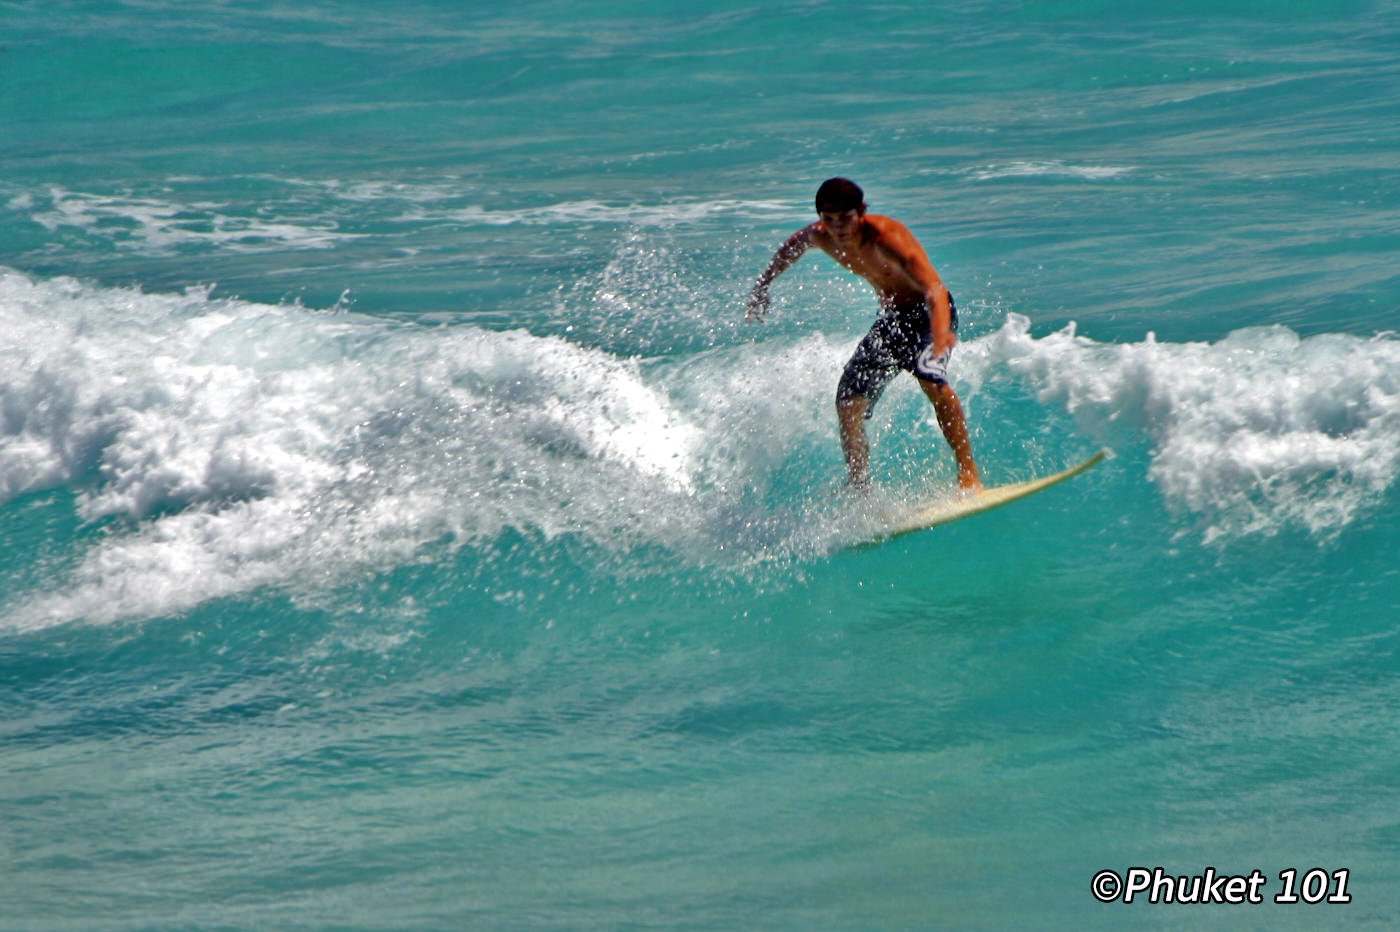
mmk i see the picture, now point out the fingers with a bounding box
[744,294,769,322]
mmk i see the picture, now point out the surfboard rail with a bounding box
[872,449,1107,543]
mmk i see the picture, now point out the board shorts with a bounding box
[836,294,958,417]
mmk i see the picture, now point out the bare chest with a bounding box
[823,242,911,293]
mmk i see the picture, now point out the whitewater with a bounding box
[3,1,1399,928]
[5,267,1394,634]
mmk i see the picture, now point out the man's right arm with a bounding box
[746,225,815,321]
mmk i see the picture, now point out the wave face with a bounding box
[5,271,1396,630]
[3,1,1399,928]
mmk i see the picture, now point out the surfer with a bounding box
[746,178,983,491]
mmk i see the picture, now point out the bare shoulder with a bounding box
[864,213,917,245]
[865,213,929,260]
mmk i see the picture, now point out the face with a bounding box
[818,208,862,243]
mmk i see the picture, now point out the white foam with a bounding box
[969,314,1400,541]
[962,161,1134,182]
[204,176,799,226]
[0,270,720,630]
[431,198,796,228]
[10,180,799,262]
[26,186,356,253]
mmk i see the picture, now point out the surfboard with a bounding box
[871,449,1107,543]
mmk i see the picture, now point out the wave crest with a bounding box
[976,314,1400,541]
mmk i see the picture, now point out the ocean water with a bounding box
[3,1,1399,927]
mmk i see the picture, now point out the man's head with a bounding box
[815,178,866,244]
[814,178,866,216]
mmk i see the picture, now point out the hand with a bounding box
[744,289,769,322]
[914,344,948,382]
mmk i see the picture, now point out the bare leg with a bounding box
[918,379,983,491]
[836,396,871,489]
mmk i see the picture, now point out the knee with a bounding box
[919,378,956,404]
[836,396,866,423]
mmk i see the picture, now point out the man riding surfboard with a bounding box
[746,178,982,491]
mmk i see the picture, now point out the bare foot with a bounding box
[958,472,984,494]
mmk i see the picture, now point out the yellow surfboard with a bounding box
[872,449,1106,543]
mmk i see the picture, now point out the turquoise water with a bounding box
[3,1,1399,927]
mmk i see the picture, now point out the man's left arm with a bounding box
[882,222,955,355]
[925,281,955,357]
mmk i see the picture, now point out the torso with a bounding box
[810,214,931,306]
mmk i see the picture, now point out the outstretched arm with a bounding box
[746,225,815,321]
